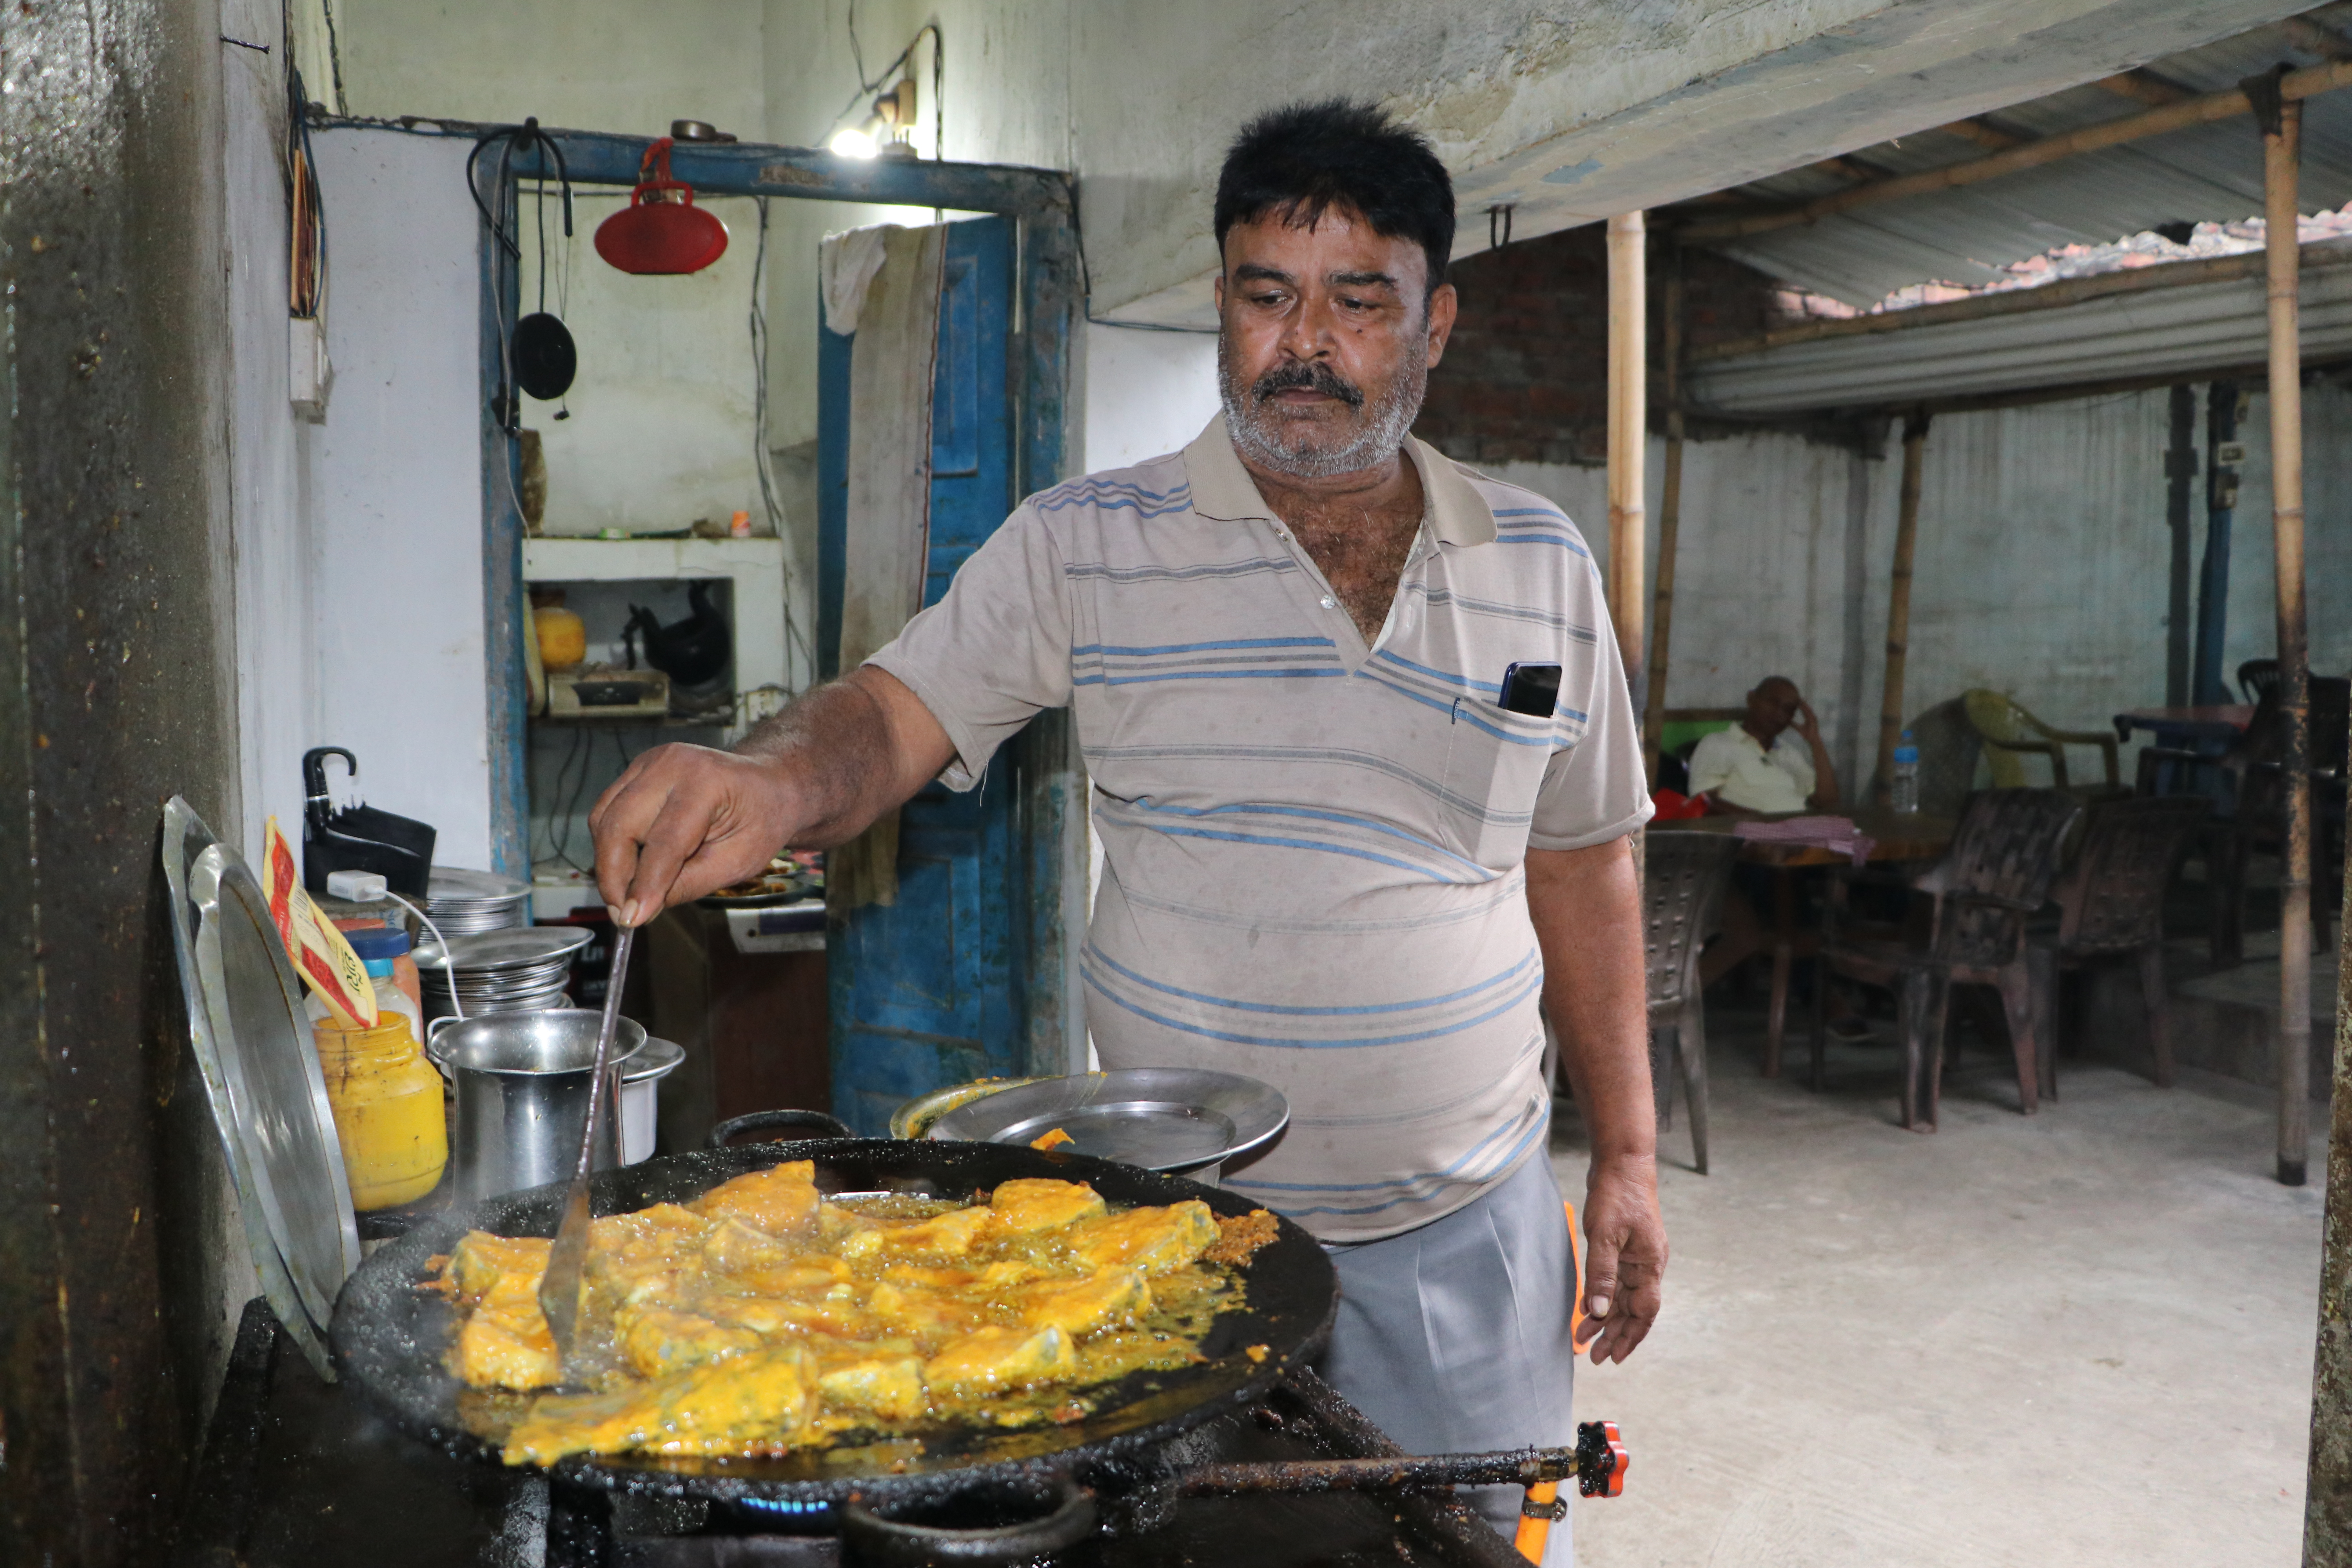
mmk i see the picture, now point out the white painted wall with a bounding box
[221,0,310,864]
[306,129,495,867]
[517,189,768,538]
[1080,326,1220,472]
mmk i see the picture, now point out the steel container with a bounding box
[427,1009,647,1203]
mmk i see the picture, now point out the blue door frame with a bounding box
[439,125,1087,1102]
[819,218,1037,1132]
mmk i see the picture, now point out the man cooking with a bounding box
[590,100,1664,1559]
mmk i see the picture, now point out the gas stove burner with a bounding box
[554,1399,1626,1567]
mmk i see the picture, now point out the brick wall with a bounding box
[1416,223,1782,466]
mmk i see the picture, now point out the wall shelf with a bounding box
[523,536,788,742]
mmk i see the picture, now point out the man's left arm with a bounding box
[1795,700,1840,809]
[1526,836,1667,1364]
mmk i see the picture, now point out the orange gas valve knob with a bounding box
[1576,1419,1628,1499]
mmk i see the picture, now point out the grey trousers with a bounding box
[1316,1151,1579,1566]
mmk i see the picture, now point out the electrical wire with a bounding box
[385,891,463,1023]
[837,7,942,157]
[319,0,349,116]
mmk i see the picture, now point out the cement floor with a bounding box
[1552,1011,2327,1568]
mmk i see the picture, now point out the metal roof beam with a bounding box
[1679,57,2352,245]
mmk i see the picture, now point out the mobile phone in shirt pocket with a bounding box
[1440,693,1557,866]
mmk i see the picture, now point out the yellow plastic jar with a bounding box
[313,1014,448,1210]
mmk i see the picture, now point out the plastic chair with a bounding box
[1812,788,2082,1131]
[1963,689,2124,800]
[1642,831,1736,1173]
[2239,658,2280,708]
[2033,797,2207,1094]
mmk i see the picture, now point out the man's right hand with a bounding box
[589,744,802,928]
[588,667,958,927]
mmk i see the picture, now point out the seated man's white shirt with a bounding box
[1687,726,1814,813]
[868,418,1650,1243]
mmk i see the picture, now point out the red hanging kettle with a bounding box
[594,138,729,275]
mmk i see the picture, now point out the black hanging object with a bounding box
[514,312,577,400]
[301,746,437,898]
[626,582,731,688]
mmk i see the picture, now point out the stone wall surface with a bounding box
[0,0,247,1561]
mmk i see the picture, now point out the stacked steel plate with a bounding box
[422,867,534,935]
[416,927,592,1020]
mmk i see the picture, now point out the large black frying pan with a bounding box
[330,1138,1338,1510]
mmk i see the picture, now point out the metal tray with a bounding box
[927,1069,1289,1175]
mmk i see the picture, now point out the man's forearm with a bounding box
[736,668,944,848]
[1525,838,1655,1160]
[1806,733,1841,809]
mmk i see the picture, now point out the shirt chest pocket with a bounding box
[1439,699,1559,866]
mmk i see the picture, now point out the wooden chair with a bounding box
[1643,830,1736,1173]
[1811,788,2082,1132]
[1963,689,2125,801]
[2034,796,2207,1094]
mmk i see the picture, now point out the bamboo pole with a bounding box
[2265,98,2312,1191]
[1689,238,2352,365]
[1679,57,2352,245]
[1606,212,1647,694]
[1874,411,1929,797]
[1642,244,1685,785]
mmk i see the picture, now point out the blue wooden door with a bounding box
[818,218,1026,1134]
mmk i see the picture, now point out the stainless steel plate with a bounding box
[426,867,533,904]
[161,799,360,1379]
[926,1069,1288,1174]
[414,926,592,973]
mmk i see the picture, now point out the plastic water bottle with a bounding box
[1890,729,1921,814]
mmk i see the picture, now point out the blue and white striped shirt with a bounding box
[869,419,1649,1241]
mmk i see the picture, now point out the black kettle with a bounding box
[626,581,730,688]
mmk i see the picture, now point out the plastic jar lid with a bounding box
[347,926,413,961]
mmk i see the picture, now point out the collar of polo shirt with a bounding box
[1179,418,1499,548]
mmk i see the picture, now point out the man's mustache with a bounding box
[1250,360,1365,410]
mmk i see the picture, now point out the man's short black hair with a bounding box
[1214,100,1455,296]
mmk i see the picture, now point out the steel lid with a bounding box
[161,799,360,1379]
[425,867,534,905]
[413,926,592,973]
[623,1036,685,1084]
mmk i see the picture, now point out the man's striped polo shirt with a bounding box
[868,417,1650,1242]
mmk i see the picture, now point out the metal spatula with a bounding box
[538,922,633,1370]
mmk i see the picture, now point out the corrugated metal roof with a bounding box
[1688,241,2352,414]
[1692,7,2352,305]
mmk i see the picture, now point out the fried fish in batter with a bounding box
[440,1169,1259,1465]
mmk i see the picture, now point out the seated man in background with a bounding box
[1691,679,1861,1034]
[1688,676,1839,817]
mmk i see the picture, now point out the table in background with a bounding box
[1667,810,1957,1076]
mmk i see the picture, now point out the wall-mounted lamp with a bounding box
[828,79,919,160]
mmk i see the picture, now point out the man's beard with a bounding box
[1218,333,1427,480]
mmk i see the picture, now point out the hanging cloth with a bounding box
[822,222,946,909]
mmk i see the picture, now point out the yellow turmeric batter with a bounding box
[427,1164,1273,1466]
